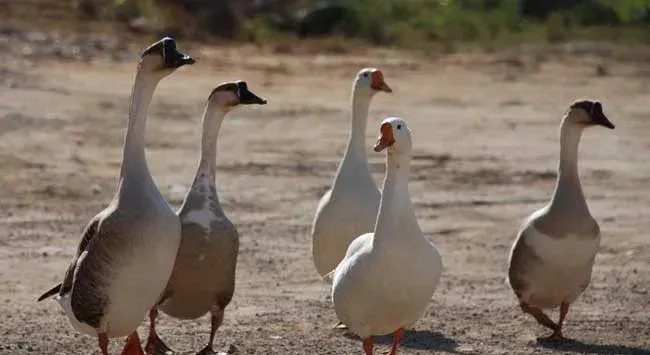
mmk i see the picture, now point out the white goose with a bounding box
[311,68,392,279]
[37,37,193,355]
[507,100,615,340]
[331,117,443,355]
[145,81,267,355]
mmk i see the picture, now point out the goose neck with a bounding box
[384,152,411,186]
[345,92,372,160]
[197,101,228,179]
[372,152,419,247]
[119,70,160,181]
[550,115,586,209]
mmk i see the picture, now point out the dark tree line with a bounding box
[72,0,650,42]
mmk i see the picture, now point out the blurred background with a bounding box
[3,1,650,52]
[1,1,649,355]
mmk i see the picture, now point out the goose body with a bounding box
[509,207,600,309]
[507,100,615,340]
[146,82,267,355]
[37,37,194,355]
[311,68,392,278]
[332,117,443,355]
[56,196,180,337]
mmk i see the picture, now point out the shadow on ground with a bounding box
[537,338,650,355]
[343,329,458,352]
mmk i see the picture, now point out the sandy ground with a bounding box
[1,36,649,355]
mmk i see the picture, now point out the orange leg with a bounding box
[387,327,404,355]
[520,302,558,331]
[121,330,145,355]
[98,333,109,355]
[362,338,374,355]
[197,305,224,355]
[145,308,174,355]
[540,302,570,341]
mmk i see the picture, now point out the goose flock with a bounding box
[37,37,617,355]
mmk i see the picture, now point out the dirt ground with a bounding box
[1,20,649,355]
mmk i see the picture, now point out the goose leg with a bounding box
[386,327,404,355]
[145,308,174,355]
[362,338,374,355]
[196,304,224,355]
[99,333,109,355]
[120,331,145,355]
[540,302,570,341]
[520,302,558,331]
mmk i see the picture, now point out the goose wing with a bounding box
[37,217,100,302]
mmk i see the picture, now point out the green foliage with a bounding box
[334,0,523,45]
[76,0,650,48]
[545,11,568,42]
[599,0,649,23]
[112,0,160,21]
[76,0,161,21]
[329,0,650,48]
[241,18,285,43]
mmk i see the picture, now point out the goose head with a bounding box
[354,68,392,97]
[373,117,411,155]
[567,100,615,129]
[208,81,267,110]
[139,37,195,77]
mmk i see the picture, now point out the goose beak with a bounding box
[160,37,195,68]
[371,71,392,93]
[373,122,395,152]
[169,51,195,68]
[589,101,614,129]
[177,54,195,66]
[594,114,615,129]
[237,84,267,105]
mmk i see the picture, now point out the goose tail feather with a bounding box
[37,283,62,302]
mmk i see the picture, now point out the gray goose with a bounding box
[507,100,615,340]
[145,81,267,355]
[37,37,194,355]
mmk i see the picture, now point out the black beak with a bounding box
[166,50,195,68]
[236,81,267,105]
[175,53,195,67]
[161,37,195,68]
[590,102,615,129]
[595,115,615,129]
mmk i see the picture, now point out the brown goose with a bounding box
[145,81,267,355]
[37,37,194,355]
[507,100,615,340]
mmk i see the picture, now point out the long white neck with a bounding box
[119,69,159,181]
[344,90,372,163]
[372,150,421,248]
[549,114,588,211]
[195,101,227,182]
[331,90,374,192]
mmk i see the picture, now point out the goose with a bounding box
[311,68,392,279]
[37,37,193,355]
[144,81,267,355]
[507,100,615,341]
[331,117,443,355]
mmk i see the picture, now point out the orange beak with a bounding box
[371,70,392,93]
[373,122,395,152]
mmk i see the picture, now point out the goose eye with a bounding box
[397,124,402,130]
[362,73,368,78]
